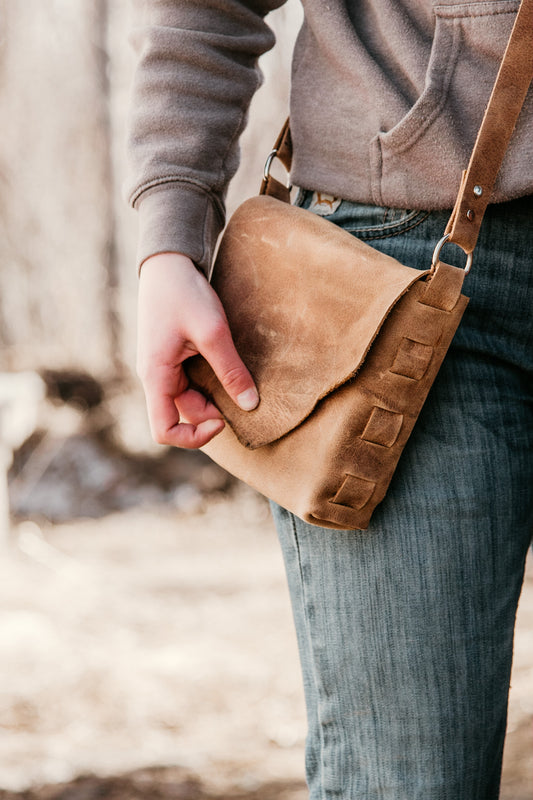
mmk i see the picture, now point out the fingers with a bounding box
[175,386,220,426]
[143,376,225,449]
[170,417,225,449]
[136,252,259,451]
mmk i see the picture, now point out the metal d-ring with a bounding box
[263,149,279,181]
[263,148,292,192]
[431,233,473,274]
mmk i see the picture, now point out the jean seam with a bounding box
[347,211,431,240]
[289,516,329,800]
[347,208,423,232]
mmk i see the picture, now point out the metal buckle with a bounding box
[431,233,473,274]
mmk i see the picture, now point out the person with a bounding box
[127,2,533,797]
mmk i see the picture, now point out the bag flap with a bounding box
[188,195,430,449]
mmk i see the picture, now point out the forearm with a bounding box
[126,0,286,275]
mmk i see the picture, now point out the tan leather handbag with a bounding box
[188,0,533,530]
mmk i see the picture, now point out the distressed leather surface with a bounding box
[189,195,429,448]
[201,268,467,530]
[187,195,468,530]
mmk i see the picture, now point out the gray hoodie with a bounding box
[127,0,532,274]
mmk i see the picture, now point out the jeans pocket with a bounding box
[295,189,430,242]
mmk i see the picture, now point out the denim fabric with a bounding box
[271,191,533,799]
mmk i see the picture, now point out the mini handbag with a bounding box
[188,0,533,530]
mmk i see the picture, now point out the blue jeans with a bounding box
[271,191,533,799]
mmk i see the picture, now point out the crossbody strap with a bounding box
[444,0,533,256]
[262,0,533,266]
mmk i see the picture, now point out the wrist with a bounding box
[139,251,199,279]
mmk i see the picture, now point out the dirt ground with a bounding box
[0,486,531,799]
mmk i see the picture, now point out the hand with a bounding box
[137,252,259,449]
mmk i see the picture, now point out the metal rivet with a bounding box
[473,185,483,197]
[466,209,475,221]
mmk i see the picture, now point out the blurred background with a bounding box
[0,2,530,798]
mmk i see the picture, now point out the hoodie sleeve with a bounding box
[126,0,286,275]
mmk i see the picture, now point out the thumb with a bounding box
[204,324,259,411]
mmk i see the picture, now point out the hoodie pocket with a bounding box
[371,0,520,207]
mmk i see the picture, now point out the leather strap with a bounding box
[445,0,533,255]
[262,0,533,262]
